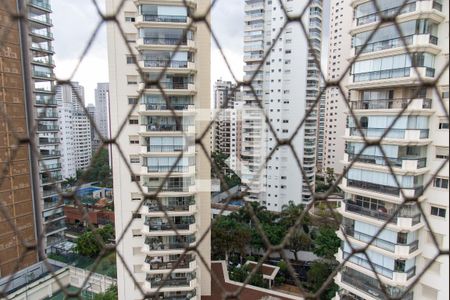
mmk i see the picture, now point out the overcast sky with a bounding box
[52,0,328,105]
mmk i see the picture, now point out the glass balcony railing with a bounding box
[143,60,188,68]
[39,138,59,144]
[145,199,195,212]
[145,255,194,270]
[40,163,61,171]
[147,277,192,288]
[143,37,188,46]
[346,152,427,168]
[144,103,192,111]
[142,15,187,23]
[346,179,424,197]
[348,127,429,139]
[351,98,432,110]
[343,200,422,225]
[33,70,53,78]
[40,150,61,158]
[356,2,416,26]
[147,165,189,173]
[41,175,63,184]
[145,124,185,132]
[144,236,195,251]
[341,268,414,299]
[29,0,51,10]
[147,145,185,152]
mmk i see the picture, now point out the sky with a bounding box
[52,0,328,105]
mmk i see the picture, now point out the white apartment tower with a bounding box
[94,82,110,146]
[241,0,322,210]
[334,1,449,300]
[56,83,92,178]
[323,0,352,176]
[106,0,212,299]
[213,80,243,174]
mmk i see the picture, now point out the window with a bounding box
[128,97,138,105]
[431,206,446,218]
[130,156,140,164]
[131,175,140,182]
[125,16,135,22]
[126,55,136,64]
[435,147,449,159]
[129,137,139,144]
[434,177,449,189]
[438,121,449,129]
[129,119,139,125]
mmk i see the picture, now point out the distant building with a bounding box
[56,83,92,178]
[86,104,101,154]
[94,83,110,145]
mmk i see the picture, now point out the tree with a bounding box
[75,225,115,257]
[211,216,251,262]
[78,148,112,187]
[287,231,312,261]
[93,285,118,300]
[307,261,338,300]
[280,201,309,228]
[229,265,268,288]
[325,168,335,186]
[313,226,340,259]
[63,176,77,188]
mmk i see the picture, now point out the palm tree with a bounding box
[280,200,309,228]
[63,176,77,188]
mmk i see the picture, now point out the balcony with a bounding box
[339,269,414,300]
[142,199,195,215]
[145,275,195,290]
[346,179,423,197]
[144,255,195,272]
[342,226,420,256]
[137,37,194,49]
[29,0,52,11]
[39,138,59,145]
[32,70,53,79]
[138,14,188,23]
[350,98,432,111]
[45,221,66,235]
[145,182,195,194]
[345,152,427,170]
[36,97,56,105]
[28,14,53,26]
[140,103,195,114]
[143,235,196,253]
[40,150,61,158]
[41,175,63,184]
[37,111,58,119]
[30,29,53,40]
[346,127,429,140]
[138,60,195,71]
[342,200,422,229]
[352,67,435,84]
[40,163,61,171]
[146,165,191,174]
[340,249,416,283]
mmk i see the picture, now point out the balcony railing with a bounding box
[29,0,51,10]
[40,163,61,171]
[144,104,191,111]
[143,60,188,68]
[348,127,429,139]
[356,2,416,26]
[36,98,57,105]
[344,200,422,225]
[347,153,427,168]
[145,200,194,212]
[346,179,423,197]
[350,98,432,110]
[355,35,414,54]
[147,277,192,288]
[147,166,189,173]
[353,67,411,82]
[37,111,58,118]
[145,124,185,132]
[42,175,62,184]
[145,256,194,270]
[40,150,61,158]
[344,226,397,252]
[33,70,53,78]
[143,37,188,46]
[142,15,187,23]
[147,145,184,152]
[145,223,191,231]
[39,138,59,144]
[341,270,413,299]
[146,184,192,193]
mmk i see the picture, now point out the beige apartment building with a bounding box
[106,0,211,299]
[333,0,449,299]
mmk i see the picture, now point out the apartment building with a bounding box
[316,87,326,173]
[213,80,243,174]
[241,0,322,210]
[87,103,101,154]
[0,0,39,276]
[56,83,92,178]
[28,0,66,251]
[94,82,110,148]
[323,0,352,176]
[106,0,212,299]
[334,1,449,299]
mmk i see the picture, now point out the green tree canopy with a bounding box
[313,226,341,259]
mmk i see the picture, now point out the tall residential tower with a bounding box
[106,0,212,299]
[334,1,449,299]
[241,0,322,210]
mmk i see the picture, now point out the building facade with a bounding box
[106,0,212,299]
[316,87,326,173]
[56,82,92,178]
[213,80,243,175]
[334,1,449,299]
[0,0,39,276]
[241,0,322,210]
[28,0,66,251]
[322,0,352,176]
[94,82,110,145]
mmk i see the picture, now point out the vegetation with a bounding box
[93,285,118,300]
[75,224,114,257]
[77,148,112,187]
[313,226,341,260]
[211,151,241,190]
[315,168,341,194]
[307,261,339,300]
[211,200,341,298]
[229,264,268,288]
